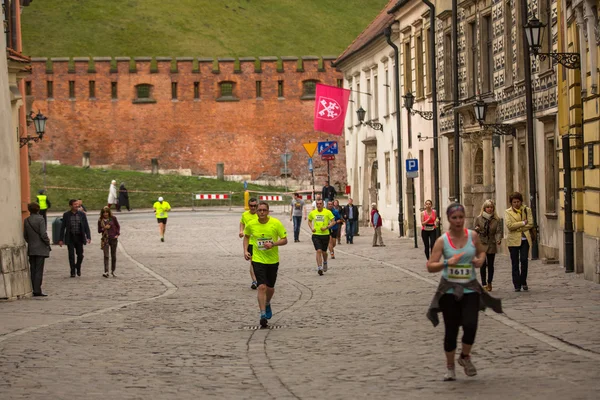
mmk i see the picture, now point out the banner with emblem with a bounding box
[313,83,351,136]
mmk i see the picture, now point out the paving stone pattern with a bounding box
[1,209,599,399]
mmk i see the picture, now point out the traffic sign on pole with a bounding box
[317,141,339,155]
[308,157,313,172]
[321,154,335,161]
[303,142,318,157]
[406,158,419,179]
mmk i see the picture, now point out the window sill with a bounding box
[133,98,157,104]
[545,213,558,220]
[69,98,76,101]
[300,94,316,100]
[89,97,97,101]
[256,97,263,101]
[171,99,179,102]
[216,96,240,102]
[504,84,515,94]
[277,97,285,101]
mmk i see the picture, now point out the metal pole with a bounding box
[452,0,460,203]
[562,135,574,273]
[421,0,441,236]
[412,178,418,248]
[327,159,330,185]
[384,27,405,237]
[284,151,288,194]
[521,0,539,260]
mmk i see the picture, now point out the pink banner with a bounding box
[313,84,351,136]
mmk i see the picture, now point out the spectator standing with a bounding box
[370,203,385,247]
[116,182,131,212]
[289,193,306,243]
[107,180,118,209]
[59,199,92,277]
[23,202,51,297]
[98,207,120,278]
[321,181,336,206]
[77,199,87,214]
[505,192,534,292]
[342,198,359,244]
[473,199,502,292]
[35,189,51,226]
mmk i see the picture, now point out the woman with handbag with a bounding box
[421,200,438,259]
[473,200,502,292]
[504,192,534,292]
[23,202,51,297]
[98,207,120,278]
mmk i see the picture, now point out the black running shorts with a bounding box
[312,234,330,251]
[252,262,279,288]
[157,218,167,224]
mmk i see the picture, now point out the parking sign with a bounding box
[406,159,418,179]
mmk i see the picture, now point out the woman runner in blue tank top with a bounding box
[427,203,486,381]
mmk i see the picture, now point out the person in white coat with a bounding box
[107,180,118,209]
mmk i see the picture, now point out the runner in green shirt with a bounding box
[307,198,337,276]
[239,197,259,290]
[153,196,171,242]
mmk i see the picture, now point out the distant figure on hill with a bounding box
[35,189,51,226]
[107,180,118,209]
[116,182,131,212]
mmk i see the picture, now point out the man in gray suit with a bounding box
[23,202,51,297]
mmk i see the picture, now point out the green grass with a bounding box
[21,0,389,57]
[29,162,287,211]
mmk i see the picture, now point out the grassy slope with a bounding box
[30,162,286,211]
[21,0,389,57]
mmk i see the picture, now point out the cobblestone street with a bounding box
[1,209,599,399]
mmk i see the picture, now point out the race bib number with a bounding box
[159,212,165,217]
[256,238,273,250]
[447,264,473,282]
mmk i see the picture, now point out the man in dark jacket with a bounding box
[342,198,359,244]
[59,199,91,277]
[24,202,51,296]
[322,181,336,206]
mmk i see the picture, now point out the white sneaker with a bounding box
[458,356,477,377]
[444,367,456,381]
[318,266,323,276]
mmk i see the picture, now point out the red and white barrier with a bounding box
[195,194,229,200]
[299,194,312,200]
[259,195,283,201]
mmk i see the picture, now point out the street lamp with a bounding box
[403,92,434,120]
[356,106,383,131]
[474,99,515,137]
[20,110,48,148]
[525,17,581,70]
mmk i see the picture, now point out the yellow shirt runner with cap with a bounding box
[240,210,259,246]
[153,201,171,218]
[244,217,287,264]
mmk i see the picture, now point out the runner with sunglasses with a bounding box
[239,197,259,289]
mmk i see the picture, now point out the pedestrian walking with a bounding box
[153,196,171,242]
[243,201,288,328]
[77,199,87,214]
[474,200,502,292]
[307,198,336,275]
[116,182,131,212]
[426,203,502,381]
[332,199,344,245]
[98,207,120,278]
[59,199,92,277]
[35,189,51,226]
[342,198,359,244]
[240,197,259,289]
[23,202,51,297]
[505,192,534,292]
[107,180,118,209]
[370,203,385,247]
[289,192,306,243]
[421,200,438,259]
[321,181,336,206]
[327,201,343,259]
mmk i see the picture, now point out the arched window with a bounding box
[301,80,319,99]
[474,147,484,184]
[217,81,239,101]
[133,84,155,103]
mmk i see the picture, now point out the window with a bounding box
[111,82,118,99]
[474,148,484,184]
[46,81,53,99]
[134,84,155,103]
[515,0,525,81]
[385,152,391,204]
[518,139,528,200]
[89,80,95,98]
[419,150,425,205]
[255,80,262,98]
[415,34,424,98]
[449,145,455,198]
[171,82,178,100]
[277,80,284,98]
[403,41,412,95]
[217,81,238,101]
[366,78,371,120]
[545,134,557,212]
[373,74,379,119]
[425,27,432,95]
[69,81,75,99]
[538,0,552,72]
[506,143,514,202]
[482,15,494,94]
[349,82,354,127]
[504,0,514,86]
[337,79,343,88]
[468,21,477,97]
[385,67,390,115]
[302,80,317,99]
[25,81,32,96]
[356,82,361,109]
[444,32,453,97]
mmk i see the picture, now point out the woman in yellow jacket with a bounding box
[504,192,534,292]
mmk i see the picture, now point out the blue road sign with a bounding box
[406,158,418,178]
[308,157,314,172]
[318,141,339,155]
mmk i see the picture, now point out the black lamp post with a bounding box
[525,17,581,69]
[474,99,515,137]
[20,110,48,147]
[403,92,434,120]
[356,106,383,131]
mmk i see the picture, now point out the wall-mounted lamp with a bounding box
[474,99,515,137]
[356,106,383,131]
[20,110,48,148]
[403,92,434,120]
[525,17,581,70]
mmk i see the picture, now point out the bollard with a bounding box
[82,152,90,168]
[151,158,159,175]
[216,163,224,180]
[244,190,249,210]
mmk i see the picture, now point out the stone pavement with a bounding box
[1,208,599,399]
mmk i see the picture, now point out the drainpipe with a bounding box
[452,0,460,202]
[384,25,405,237]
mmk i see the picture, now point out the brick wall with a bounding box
[27,56,346,184]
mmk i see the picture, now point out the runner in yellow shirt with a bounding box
[243,201,288,328]
[307,198,337,276]
[239,197,259,290]
[153,196,171,242]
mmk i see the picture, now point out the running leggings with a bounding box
[439,293,480,352]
